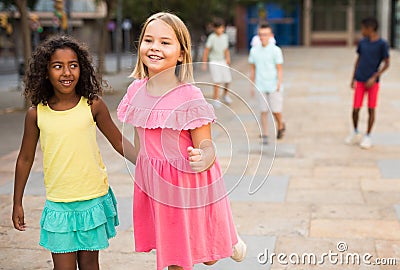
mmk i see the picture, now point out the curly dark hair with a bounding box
[24,35,103,106]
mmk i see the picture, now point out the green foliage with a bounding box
[121,0,235,36]
[0,0,38,9]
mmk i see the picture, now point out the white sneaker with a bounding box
[221,94,233,105]
[360,135,372,149]
[344,132,362,145]
[231,235,247,262]
[210,99,222,109]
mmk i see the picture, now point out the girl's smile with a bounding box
[140,19,183,77]
[48,48,80,95]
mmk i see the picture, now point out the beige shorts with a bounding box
[259,91,283,113]
[209,61,232,83]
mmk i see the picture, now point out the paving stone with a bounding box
[0,225,41,249]
[107,229,135,253]
[395,205,400,221]
[363,191,400,206]
[372,133,400,145]
[0,171,45,196]
[231,202,310,237]
[310,219,400,240]
[115,196,133,231]
[307,95,340,103]
[313,165,381,179]
[0,171,13,186]
[289,177,361,190]
[391,100,400,109]
[311,204,396,220]
[225,175,289,202]
[308,85,337,93]
[100,251,156,270]
[286,189,364,204]
[377,159,400,179]
[108,173,134,198]
[361,179,400,192]
[0,150,18,172]
[0,247,53,270]
[268,158,314,178]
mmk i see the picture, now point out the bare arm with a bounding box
[365,57,390,89]
[202,47,210,63]
[276,63,283,91]
[250,64,256,97]
[224,48,231,65]
[350,56,360,89]
[374,58,390,78]
[188,123,216,172]
[91,97,137,164]
[12,107,39,231]
[202,47,210,70]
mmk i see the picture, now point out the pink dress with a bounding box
[117,78,238,270]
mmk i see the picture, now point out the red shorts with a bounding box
[353,81,379,109]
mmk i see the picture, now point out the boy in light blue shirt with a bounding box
[249,23,285,144]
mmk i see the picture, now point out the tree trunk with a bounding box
[14,0,31,66]
[97,18,108,74]
[97,0,115,74]
[14,0,31,108]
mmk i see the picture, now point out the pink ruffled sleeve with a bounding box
[180,86,216,130]
[117,79,145,123]
[117,82,216,130]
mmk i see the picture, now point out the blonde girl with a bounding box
[117,12,246,270]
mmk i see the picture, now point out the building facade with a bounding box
[235,0,396,50]
[0,0,107,65]
[393,0,400,49]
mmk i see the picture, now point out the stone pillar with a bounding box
[303,0,312,46]
[347,0,355,46]
[235,4,248,52]
[377,0,391,44]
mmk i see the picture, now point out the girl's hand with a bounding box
[189,125,216,172]
[12,205,26,231]
[188,146,205,172]
[188,145,215,172]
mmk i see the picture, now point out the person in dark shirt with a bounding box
[345,17,390,149]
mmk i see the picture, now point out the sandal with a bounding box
[261,135,268,144]
[277,123,286,139]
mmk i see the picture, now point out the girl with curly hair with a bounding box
[12,35,136,270]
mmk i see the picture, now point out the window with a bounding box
[312,0,348,31]
[35,0,96,12]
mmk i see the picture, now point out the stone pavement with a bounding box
[1,47,400,269]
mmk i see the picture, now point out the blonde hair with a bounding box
[130,12,193,82]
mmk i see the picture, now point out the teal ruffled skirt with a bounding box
[39,187,119,253]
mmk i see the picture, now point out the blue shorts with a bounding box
[39,187,119,253]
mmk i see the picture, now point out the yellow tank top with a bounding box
[37,97,108,202]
